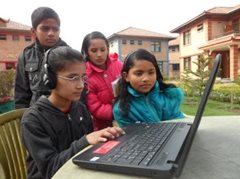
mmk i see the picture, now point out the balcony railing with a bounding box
[211,30,240,40]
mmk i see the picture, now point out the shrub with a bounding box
[211,83,240,104]
[0,70,16,98]
[235,73,240,85]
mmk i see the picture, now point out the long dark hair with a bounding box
[117,48,176,117]
[81,31,109,61]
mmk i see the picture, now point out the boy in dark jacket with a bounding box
[14,6,68,108]
[21,46,125,179]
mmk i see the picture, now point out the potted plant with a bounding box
[0,69,15,113]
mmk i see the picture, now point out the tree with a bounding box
[181,55,211,96]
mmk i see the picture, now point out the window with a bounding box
[138,40,142,45]
[184,57,191,70]
[6,62,15,69]
[183,30,191,45]
[12,35,19,41]
[157,61,163,72]
[0,34,7,40]
[25,36,32,41]
[130,40,134,45]
[169,46,179,52]
[172,64,180,71]
[197,24,203,32]
[232,19,239,32]
[170,47,176,52]
[122,39,127,44]
[150,41,161,52]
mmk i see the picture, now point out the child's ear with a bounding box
[122,72,129,82]
[31,28,37,39]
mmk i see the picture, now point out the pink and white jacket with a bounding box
[86,53,123,131]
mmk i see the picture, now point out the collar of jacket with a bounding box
[86,53,118,75]
[127,81,159,97]
[34,38,68,52]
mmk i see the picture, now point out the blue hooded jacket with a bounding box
[113,82,185,127]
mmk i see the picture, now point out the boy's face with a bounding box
[124,59,157,94]
[32,18,60,47]
[53,62,86,103]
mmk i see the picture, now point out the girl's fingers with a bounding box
[97,137,107,143]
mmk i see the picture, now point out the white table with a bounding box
[53,116,240,179]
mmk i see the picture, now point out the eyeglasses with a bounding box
[57,75,87,85]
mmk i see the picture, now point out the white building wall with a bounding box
[109,39,119,54]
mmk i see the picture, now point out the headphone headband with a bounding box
[42,48,57,89]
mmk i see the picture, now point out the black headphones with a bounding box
[42,49,57,89]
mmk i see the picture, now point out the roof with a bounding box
[169,36,179,46]
[170,4,240,33]
[0,17,31,31]
[108,27,174,40]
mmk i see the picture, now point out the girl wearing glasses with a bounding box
[81,31,123,131]
[21,46,125,179]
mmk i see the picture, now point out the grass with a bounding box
[181,96,240,116]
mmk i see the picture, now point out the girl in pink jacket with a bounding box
[81,31,123,131]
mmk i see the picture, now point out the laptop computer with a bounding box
[72,54,222,178]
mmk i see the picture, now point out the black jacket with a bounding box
[14,39,68,109]
[21,96,93,179]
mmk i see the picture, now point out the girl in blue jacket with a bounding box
[113,49,185,127]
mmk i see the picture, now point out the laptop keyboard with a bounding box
[100,123,181,166]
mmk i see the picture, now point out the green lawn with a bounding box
[181,97,240,116]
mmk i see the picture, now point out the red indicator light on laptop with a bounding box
[93,141,120,154]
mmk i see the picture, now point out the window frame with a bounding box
[197,24,203,32]
[12,34,20,41]
[130,39,135,45]
[183,57,191,70]
[183,30,191,45]
[150,41,161,52]
[24,35,32,41]
[5,62,16,70]
[138,40,142,45]
[0,33,7,40]
[122,39,127,45]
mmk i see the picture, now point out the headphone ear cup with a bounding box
[43,63,50,87]
[47,69,57,89]
[42,49,56,89]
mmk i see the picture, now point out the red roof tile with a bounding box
[109,27,174,39]
[171,4,240,33]
[169,36,179,46]
[0,18,31,31]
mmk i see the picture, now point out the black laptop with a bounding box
[72,54,222,178]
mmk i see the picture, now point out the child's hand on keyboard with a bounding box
[86,127,125,144]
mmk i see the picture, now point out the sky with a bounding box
[1,0,240,50]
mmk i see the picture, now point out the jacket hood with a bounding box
[34,96,77,117]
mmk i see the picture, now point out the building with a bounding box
[171,4,240,81]
[0,18,33,71]
[108,27,174,77]
[168,36,180,79]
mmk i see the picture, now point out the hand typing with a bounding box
[86,127,125,144]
